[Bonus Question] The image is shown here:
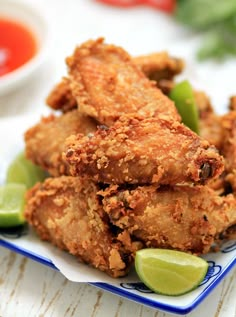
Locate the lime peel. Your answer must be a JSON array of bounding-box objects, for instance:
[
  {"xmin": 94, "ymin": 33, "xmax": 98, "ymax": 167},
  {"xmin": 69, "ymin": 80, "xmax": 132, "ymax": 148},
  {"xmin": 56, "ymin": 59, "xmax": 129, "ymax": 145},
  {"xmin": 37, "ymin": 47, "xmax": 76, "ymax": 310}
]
[
  {"xmin": 0, "ymin": 183, "xmax": 27, "ymax": 227},
  {"xmin": 169, "ymin": 80, "xmax": 199, "ymax": 134},
  {"xmin": 135, "ymin": 248, "xmax": 208, "ymax": 296},
  {"xmin": 6, "ymin": 151, "xmax": 47, "ymax": 189},
  {"xmin": 0, "ymin": 151, "xmax": 47, "ymax": 228}
]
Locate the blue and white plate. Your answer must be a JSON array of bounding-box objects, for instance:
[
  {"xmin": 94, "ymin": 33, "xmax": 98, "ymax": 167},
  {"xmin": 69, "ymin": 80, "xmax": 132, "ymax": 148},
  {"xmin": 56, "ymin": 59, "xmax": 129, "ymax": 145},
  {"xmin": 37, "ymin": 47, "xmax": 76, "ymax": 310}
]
[{"xmin": 0, "ymin": 115, "xmax": 235, "ymax": 315}]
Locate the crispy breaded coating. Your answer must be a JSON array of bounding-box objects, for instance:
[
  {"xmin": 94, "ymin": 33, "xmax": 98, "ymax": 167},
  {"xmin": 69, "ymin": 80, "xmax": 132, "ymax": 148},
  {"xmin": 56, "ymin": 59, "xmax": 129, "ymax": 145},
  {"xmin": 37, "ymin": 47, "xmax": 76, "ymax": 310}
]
[
  {"xmin": 229, "ymin": 95, "xmax": 236, "ymax": 111},
  {"xmin": 46, "ymin": 77, "xmax": 77, "ymax": 112},
  {"xmin": 64, "ymin": 115, "xmax": 224, "ymax": 185},
  {"xmin": 45, "ymin": 51, "xmax": 184, "ymax": 112},
  {"xmin": 101, "ymin": 184, "xmax": 236, "ymax": 254},
  {"xmin": 133, "ymin": 51, "xmax": 184, "ymax": 86},
  {"xmin": 66, "ymin": 38, "xmax": 180, "ymax": 126},
  {"xmin": 194, "ymin": 90, "xmax": 214, "ymax": 115},
  {"xmin": 220, "ymin": 111, "xmax": 236, "ymax": 173},
  {"xmin": 199, "ymin": 114, "xmax": 223, "ymax": 150},
  {"xmin": 217, "ymin": 105, "xmax": 236, "ymax": 193},
  {"xmin": 194, "ymin": 91, "xmax": 223, "ymax": 149},
  {"xmin": 24, "ymin": 176, "xmax": 142, "ymax": 277},
  {"xmin": 23, "ymin": 37, "xmax": 236, "ymax": 280},
  {"xmin": 24, "ymin": 110, "xmax": 97, "ymax": 176}
]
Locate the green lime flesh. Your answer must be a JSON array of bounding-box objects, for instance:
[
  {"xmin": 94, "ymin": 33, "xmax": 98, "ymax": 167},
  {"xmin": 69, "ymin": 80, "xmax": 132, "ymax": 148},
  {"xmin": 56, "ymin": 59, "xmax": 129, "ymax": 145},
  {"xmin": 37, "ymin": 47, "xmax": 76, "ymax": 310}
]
[
  {"xmin": 6, "ymin": 152, "xmax": 46, "ymax": 188},
  {"xmin": 0, "ymin": 183, "xmax": 27, "ymax": 227},
  {"xmin": 135, "ymin": 248, "xmax": 208, "ymax": 296},
  {"xmin": 169, "ymin": 80, "xmax": 199, "ymax": 134}
]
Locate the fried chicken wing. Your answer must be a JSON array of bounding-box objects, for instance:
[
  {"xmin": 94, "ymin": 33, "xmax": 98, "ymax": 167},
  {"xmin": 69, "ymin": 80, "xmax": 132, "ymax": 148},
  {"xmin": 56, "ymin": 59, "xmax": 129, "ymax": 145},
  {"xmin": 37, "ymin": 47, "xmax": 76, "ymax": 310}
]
[
  {"xmin": 221, "ymin": 111, "xmax": 236, "ymax": 173},
  {"xmin": 218, "ymin": 110, "xmax": 236, "ymax": 193},
  {"xmin": 24, "ymin": 110, "xmax": 97, "ymax": 176},
  {"xmin": 101, "ymin": 184, "xmax": 236, "ymax": 254},
  {"xmin": 194, "ymin": 91, "xmax": 223, "ymax": 149},
  {"xmin": 24, "ymin": 176, "xmax": 142, "ymax": 277},
  {"xmin": 46, "ymin": 51, "xmax": 184, "ymax": 113},
  {"xmin": 229, "ymin": 95, "xmax": 236, "ymax": 111},
  {"xmin": 66, "ymin": 38, "xmax": 180, "ymax": 126},
  {"xmin": 23, "ymin": 37, "xmax": 236, "ymax": 280},
  {"xmin": 64, "ymin": 115, "xmax": 224, "ymax": 185},
  {"xmin": 133, "ymin": 51, "xmax": 184, "ymax": 94},
  {"xmin": 134, "ymin": 51, "xmax": 184, "ymax": 81},
  {"xmin": 46, "ymin": 77, "xmax": 77, "ymax": 112}
]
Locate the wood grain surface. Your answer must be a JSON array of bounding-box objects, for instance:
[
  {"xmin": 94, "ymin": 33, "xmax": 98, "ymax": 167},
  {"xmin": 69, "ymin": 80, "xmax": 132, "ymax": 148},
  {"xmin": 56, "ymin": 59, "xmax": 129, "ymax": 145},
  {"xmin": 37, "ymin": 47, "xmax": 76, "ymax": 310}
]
[{"xmin": 0, "ymin": 248, "xmax": 235, "ymax": 317}]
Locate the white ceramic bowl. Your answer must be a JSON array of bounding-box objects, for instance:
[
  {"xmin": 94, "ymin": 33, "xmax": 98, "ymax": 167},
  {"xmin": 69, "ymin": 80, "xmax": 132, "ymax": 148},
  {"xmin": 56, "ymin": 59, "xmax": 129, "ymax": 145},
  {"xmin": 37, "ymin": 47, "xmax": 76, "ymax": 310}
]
[{"xmin": 0, "ymin": 0, "xmax": 50, "ymax": 95}]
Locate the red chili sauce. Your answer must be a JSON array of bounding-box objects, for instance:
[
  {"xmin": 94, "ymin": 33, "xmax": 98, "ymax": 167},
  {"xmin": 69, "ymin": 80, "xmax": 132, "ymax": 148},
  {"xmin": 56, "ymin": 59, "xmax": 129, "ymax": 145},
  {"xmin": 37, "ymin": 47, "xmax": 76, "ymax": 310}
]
[{"xmin": 0, "ymin": 18, "xmax": 37, "ymax": 77}]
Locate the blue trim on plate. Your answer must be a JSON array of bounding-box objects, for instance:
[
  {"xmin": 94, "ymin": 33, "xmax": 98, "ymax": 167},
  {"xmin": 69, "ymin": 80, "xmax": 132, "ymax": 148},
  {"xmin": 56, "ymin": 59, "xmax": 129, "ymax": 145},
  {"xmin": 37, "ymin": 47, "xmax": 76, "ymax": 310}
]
[
  {"xmin": 0, "ymin": 239, "xmax": 57, "ymax": 270},
  {"xmin": 0, "ymin": 238, "xmax": 235, "ymax": 315},
  {"xmin": 92, "ymin": 255, "xmax": 236, "ymax": 315}
]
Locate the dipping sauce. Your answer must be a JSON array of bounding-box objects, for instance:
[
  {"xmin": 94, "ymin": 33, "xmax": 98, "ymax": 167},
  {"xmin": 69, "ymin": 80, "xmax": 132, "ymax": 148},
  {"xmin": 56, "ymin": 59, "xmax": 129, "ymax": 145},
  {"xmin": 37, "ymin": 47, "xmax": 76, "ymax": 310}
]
[{"xmin": 0, "ymin": 18, "xmax": 37, "ymax": 77}]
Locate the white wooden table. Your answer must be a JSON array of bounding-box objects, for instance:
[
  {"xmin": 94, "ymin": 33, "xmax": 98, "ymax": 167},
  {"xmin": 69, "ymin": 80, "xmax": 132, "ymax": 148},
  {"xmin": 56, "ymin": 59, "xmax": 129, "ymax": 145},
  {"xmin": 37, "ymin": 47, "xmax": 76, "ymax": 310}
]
[
  {"xmin": 0, "ymin": 247, "xmax": 235, "ymax": 317},
  {"xmin": 0, "ymin": 1, "xmax": 236, "ymax": 316}
]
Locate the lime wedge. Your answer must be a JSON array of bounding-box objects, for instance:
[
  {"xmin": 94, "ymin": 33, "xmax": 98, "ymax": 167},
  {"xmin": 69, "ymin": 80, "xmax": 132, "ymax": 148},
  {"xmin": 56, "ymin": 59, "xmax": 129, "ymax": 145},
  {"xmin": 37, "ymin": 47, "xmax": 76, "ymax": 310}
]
[
  {"xmin": 6, "ymin": 152, "xmax": 46, "ymax": 188},
  {"xmin": 0, "ymin": 183, "xmax": 27, "ymax": 228},
  {"xmin": 135, "ymin": 248, "xmax": 208, "ymax": 296},
  {"xmin": 169, "ymin": 80, "xmax": 199, "ymax": 134}
]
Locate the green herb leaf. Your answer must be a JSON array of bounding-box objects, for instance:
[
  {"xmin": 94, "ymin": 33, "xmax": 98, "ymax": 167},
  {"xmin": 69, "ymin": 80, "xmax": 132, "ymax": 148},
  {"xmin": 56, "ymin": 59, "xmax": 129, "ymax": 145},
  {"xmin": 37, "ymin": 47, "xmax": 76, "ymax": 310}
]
[
  {"xmin": 197, "ymin": 17, "xmax": 236, "ymax": 61},
  {"xmin": 175, "ymin": 0, "xmax": 236, "ymax": 29},
  {"xmin": 175, "ymin": 0, "xmax": 236, "ymax": 61}
]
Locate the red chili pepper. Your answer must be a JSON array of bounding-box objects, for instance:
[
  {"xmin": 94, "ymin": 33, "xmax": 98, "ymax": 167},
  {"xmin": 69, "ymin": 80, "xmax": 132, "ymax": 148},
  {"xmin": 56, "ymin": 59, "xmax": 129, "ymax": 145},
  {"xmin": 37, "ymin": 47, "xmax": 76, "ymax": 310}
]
[
  {"xmin": 96, "ymin": 0, "xmax": 176, "ymax": 12},
  {"xmin": 146, "ymin": 0, "xmax": 176, "ymax": 12},
  {"xmin": 96, "ymin": 0, "xmax": 143, "ymax": 8}
]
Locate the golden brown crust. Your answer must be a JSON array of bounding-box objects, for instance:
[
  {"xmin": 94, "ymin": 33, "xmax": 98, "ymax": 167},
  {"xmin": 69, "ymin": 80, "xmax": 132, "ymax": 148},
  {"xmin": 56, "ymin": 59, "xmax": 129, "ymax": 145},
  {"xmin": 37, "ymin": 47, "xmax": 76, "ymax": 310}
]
[
  {"xmin": 194, "ymin": 90, "xmax": 214, "ymax": 115},
  {"xmin": 46, "ymin": 77, "xmax": 77, "ymax": 112},
  {"xmin": 101, "ymin": 184, "xmax": 236, "ymax": 254},
  {"xmin": 194, "ymin": 91, "xmax": 223, "ymax": 149},
  {"xmin": 133, "ymin": 51, "xmax": 184, "ymax": 83},
  {"xmin": 66, "ymin": 38, "xmax": 180, "ymax": 126},
  {"xmin": 24, "ymin": 110, "xmax": 97, "ymax": 176},
  {"xmin": 64, "ymin": 115, "xmax": 224, "ymax": 185},
  {"xmin": 24, "ymin": 176, "xmax": 142, "ymax": 277},
  {"xmin": 23, "ymin": 38, "xmax": 236, "ymax": 279},
  {"xmin": 45, "ymin": 51, "xmax": 184, "ymax": 112},
  {"xmin": 220, "ymin": 111, "xmax": 236, "ymax": 173},
  {"xmin": 229, "ymin": 95, "xmax": 236, "ymax": 111}
]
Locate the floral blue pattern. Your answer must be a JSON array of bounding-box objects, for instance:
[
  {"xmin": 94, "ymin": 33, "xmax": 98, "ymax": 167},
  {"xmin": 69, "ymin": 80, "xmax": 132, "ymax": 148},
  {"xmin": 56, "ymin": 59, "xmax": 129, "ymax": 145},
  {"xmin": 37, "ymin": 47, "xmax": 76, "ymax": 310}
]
[
  {"xmin": 0, "ymin": 224, "xmax": 28, "ymax": 239},
  {"xmin": 200, "ymin": 261, "xmax": 221, "ymax": 286},
  {"xmin": 120, "ymin": 259, "xmax": 223, "ymax": 293},
  {"xmin": 120, "ymin": 282, "xmax": 153, "ymax": 293},
  {"xmin": 221, "ymin": 241, "xmax": 236, "ymax": 253}
]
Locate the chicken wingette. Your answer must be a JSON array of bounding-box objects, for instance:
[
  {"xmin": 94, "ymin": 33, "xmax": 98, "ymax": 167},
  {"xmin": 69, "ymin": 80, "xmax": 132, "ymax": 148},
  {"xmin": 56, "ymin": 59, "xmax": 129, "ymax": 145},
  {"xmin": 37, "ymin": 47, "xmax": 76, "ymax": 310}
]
[
  {"xmin": 66, "ymin": 38, "xmax": 180, "ymax": 126},
  {"xmin": 24, "ymin": 110, "xmax": 97, "ymax": 176},
  {"xmin": 64, "ymin": 115, "xmax": 224, "ymax": 185},
  {"xmin": 101, "ymin": 184, "xmax": 236, "ymax": 254},
  {"xmin": 46, "ymin": 50, "xmax": 184, "ymax": 112},
  {"xmin": 24, "ymin": 176, "xmax": 142, "ymax": 277}
]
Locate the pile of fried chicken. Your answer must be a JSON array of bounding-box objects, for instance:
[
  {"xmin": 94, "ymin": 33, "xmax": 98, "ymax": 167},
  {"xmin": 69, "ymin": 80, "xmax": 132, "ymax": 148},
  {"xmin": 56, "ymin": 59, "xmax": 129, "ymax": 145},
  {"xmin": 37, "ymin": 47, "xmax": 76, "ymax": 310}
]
[{"xmin": 23, "ymin": 38, "xmax": 236, "ymax": 278}]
